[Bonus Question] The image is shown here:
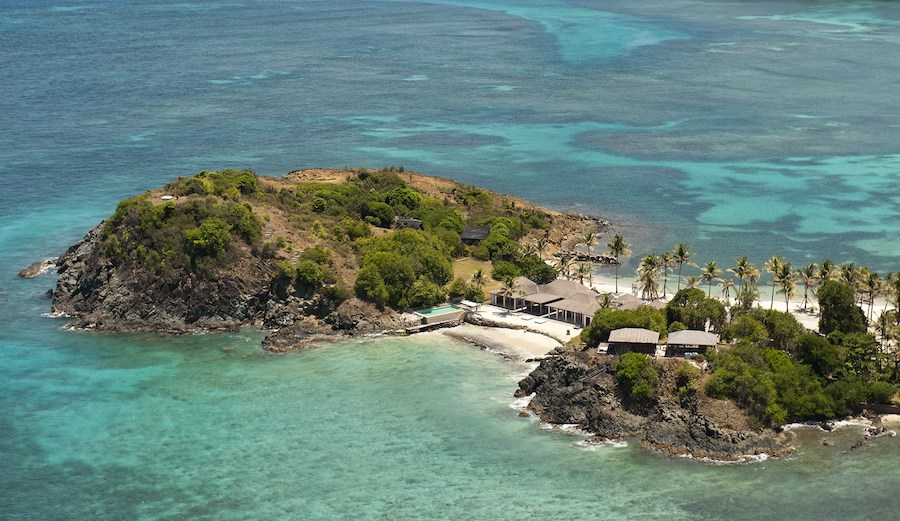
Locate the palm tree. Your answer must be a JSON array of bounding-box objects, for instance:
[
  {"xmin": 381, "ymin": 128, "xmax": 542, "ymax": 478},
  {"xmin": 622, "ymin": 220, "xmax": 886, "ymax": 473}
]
[
  {"xmin": 673, "ymin": 243, "xmax": 696, "ymax": 292},
  {"xmin": 685, "ymin": 275, "xmax": 701, "ymax": 289},
  {"xmin": 575, "ymin": 263, "xmax": 591, "ymax": 285},
  {"xmin": 875, "ymin": 310, "xmax": 896, "ymax": 349},
  {"xmin": 818, "ymin": 259, "xmax": 838, "ymax": 283},
  {"xmin": 660, "ymin": 251, "xmax": 676, "ymax": 299},
  {"xmin": 890, "ymin": 272, "xmax": 900, "ymax": 322},
  {"xmin": 764, "ymin": 256, "xmax": 784, "ymax": 309},
  {"xmin": 775, "ymin": 261, "xmax": 795, "ymax": 312},
  {"xmin": 718, "ymin": 277, "xmax": 736, "ymax": 306},
  {"xmin": 729, "ymin": 255, "xmax": 761, "ymax": 308},
  {"xmin": 638, "ymin": 269, "xmax": 660, "ymax": 302},
  {"xmin": 607, "ymin": 234, "xmax": 631, "ymax": 294},
  {"xmin": 797, "ymin": 262, "xmax": 818, "ymax": 311},
  {"xmin": 729, "ymin": 256, "xmax": 751, "ymax": 287},
  {"xmin": 883, "ymin": 272, "xmax": 899, "ymax": 320},
  {"xmin": 472, "ymin": 269, "xmax": 485, "ymax": 291},
  {"xmin": 839, "ymin": 262, "xmax": 863, "ymax": 304},
  {"xmin": 637, "ymin": 253, "xmax": 662, "ymax": 301},
  {"xmin": 861, "ymin": 269, "xmax": 882, "ymax": 322},
  {"xmin": 535, "ymin": 234, "xmax": 549, "ymax": 261},
  {"xmin": 555, "ymin": 253, "xmax": 574, "ymax": 281},
  {"xmin": 498, "ymin": 276, "xmax": 519, "ymax": 310},
  {"xmin": 521, "ymin": 243, "xmax": 536, "ymax": 259},
  {"xmin": 581, "ymin": 231, "xmax": 599, "ymax": 259},
  {"xmin": 839, "ymin": 262, "xmax": 858, "ymax": 287},
  {"xmin": 700, "ymin": 261, "xmax": 722, "ymax": 297}
]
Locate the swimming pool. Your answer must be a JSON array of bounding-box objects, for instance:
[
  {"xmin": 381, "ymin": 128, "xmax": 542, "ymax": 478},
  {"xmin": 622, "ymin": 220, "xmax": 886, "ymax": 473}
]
[{"xmin": 414, "ymin": 304, "xmax": 461, "ymax": 317}]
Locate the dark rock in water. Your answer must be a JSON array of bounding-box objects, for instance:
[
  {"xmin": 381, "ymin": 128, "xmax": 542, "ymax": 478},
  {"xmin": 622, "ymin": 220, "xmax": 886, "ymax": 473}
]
[
  {"xmin": 18, "ymin": 259, "xmax": 57, "ymax": 278},
  {"xmin": 51, "ymin": 224, "xmax": 274, "ymax": 334},
  {"xmin": 517, "ymin": 351, "xmax": 792, "ymax": 461},
  {"xmin": 43, "ymin": 289, "xmax": 54, "ymax": 298},
  {"xmin": 261, "ymin": 298, "xmax": 413, "ymax": 352}
]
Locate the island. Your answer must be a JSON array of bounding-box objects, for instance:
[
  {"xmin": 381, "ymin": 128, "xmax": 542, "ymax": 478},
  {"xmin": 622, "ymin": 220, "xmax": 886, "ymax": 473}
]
[
  {"xmin": 49, "ymin": 167, "xmax": 602, "ymax": 348},
  {"xmin": 42, "ymin": 168, "xmax": 899, "ymax": 461}
]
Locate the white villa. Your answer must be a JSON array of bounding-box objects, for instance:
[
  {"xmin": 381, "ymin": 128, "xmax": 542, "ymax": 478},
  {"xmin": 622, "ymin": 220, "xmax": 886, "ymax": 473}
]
[{"xmin": 489, "ymin": 276, "xmax": 602, "ymax": 328}]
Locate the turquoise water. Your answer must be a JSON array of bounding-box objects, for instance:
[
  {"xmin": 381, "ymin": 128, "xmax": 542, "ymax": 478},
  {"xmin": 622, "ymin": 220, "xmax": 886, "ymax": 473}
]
[
  {"xmin": 3, "ymin": 0, "xmax": 900, "ymax": 518},
  {"xmin": 415, "ymin": 304, "xmax": 462, "ymax": 317}
]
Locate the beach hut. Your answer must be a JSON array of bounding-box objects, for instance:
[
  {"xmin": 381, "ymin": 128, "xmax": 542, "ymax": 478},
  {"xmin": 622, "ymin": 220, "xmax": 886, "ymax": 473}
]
[
  {"xmin": 461, "ymin": 225, "xmax": 490, "ymax": 245},
  {"xmin": 666, "ymin": 330, "xmax": 718, "ymax": 357},
  {"xmin": 607, "ymin": 328, "xmax": 660, "ymax": 356}
]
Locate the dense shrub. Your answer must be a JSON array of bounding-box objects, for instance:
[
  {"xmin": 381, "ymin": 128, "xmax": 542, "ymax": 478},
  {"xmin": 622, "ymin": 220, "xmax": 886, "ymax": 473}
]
[
  {"xmin": 354, "ymin": 266, "xmax": 389, "ymax": 308},
  {"xmin": 796, "ymin": 334, "xmax": 842, "ymax": 378},
  {"xmin": 490, "ymin": 260, "xmax": 522, "ymax": 282},
  {"xmin": 706, "ymin": 343, "xmax": 834, "ymax": 426},
  {"xmin": 517, "ymin": 254, "xmax": 558, "ymax": 284},
  {"xmin": 101, "ymin": 192, "xmax": 262, "ymax": 278},
  {"xmin": 407, "ymin": 277, "xmax": 447, "ymax": 309},
  {"xmin": 615, "ymin": 353, "xmax": 660, "ymax": 402},
  {"xmin": 364, "ymin": 201, "xmax": 395, "ymax": 227},
  {"xmin": 164, "ymin": 169, "xmax": 259, "ymax": 198},
  {"xmin": 447, "ymin": 278, "xmax": 468, "ymax": 300},
  {"xmin": 665, "ymin": 287, "xmax": 726, "ymax": 332},
  {"xmin": 675, "ymin": 362, "xmax": 702, "ymax": 398},
  {"xmin": 818, "ymin": 280, "xmax": 867, "ymax": 335}
]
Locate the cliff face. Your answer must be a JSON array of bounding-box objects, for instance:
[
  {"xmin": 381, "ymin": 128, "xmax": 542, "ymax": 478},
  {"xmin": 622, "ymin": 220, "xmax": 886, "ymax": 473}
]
[
  {"xmin": 52, "ymin": 225, "xmax": 275, "ymax": 333},
  {"xmin": 516, "ymin": 351, "xmax": 794, "ymax": 461}
]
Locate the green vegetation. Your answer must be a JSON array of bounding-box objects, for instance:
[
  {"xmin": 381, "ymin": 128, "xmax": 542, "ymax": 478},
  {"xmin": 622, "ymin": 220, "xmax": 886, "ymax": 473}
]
[
  {"xmin": 675, "ymin": 362, "xmax": 702, "ymax": 398},
  {"xmin": 101, "ymin": 178, "xmax": 263, "ymax": 278},
  {"xmin": 103, "ymin": 168, "xmax": 559, "ymax": 312},
  {"xmin": 587, "ymin": 240, "xmax": 900, "ymax": 427},
  {"xmin": 665, "ymin": 288, "xmax": 726, "ymax": 332},
  {"xmin": 615, "ymin": 352, "xmax": 661, "ymax": 402},
  {"xmin": 818, "ymin": 280, "xmax": 867, "ymax": 335},
  {"xmin": 581, "ymin": 306, "xmax": 667, "ymax": 346}
]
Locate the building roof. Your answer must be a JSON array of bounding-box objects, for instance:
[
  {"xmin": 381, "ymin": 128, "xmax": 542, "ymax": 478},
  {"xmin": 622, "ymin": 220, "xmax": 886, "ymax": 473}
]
[
  {"xmin": 522, "ymin": 292, "xmax": 565, "ymax": 305},
  {"xmin": 395, "ymin": 217, "xmax": 423, "ymax": 229},
  {"xmin": 547, "ymin": 292, "xmax": 601, "ymax": 317},
  {"xmin": 667, "ymin": 330, "xmax": 718, "ymax": 346},
  {"xmin": 608, "ymin": 328, "xmax": 660, "ymax": 345},
  {"xmin": 490, "ymin": 276, "xmax": 538, "ymax": 297},
  {"xmin": 461, "ymin": 225, "xmax": 490, "ymax": 241},
  {"xmin": 612, "ymin": 293, "xmax": 644, "ymax": 310},
  {"xmin": 542, "ymin": 278, "xmax": 597, "ymax": 298},
  {"xmin": 612, "ymin": 293, "xmax": 666, "ymax": 310}
]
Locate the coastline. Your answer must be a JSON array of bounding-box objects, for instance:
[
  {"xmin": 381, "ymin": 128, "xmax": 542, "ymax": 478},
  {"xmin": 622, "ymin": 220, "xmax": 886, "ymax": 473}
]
[{"xmin": 439, "ymin": 323, "xmax": 561, "ymax": 362}]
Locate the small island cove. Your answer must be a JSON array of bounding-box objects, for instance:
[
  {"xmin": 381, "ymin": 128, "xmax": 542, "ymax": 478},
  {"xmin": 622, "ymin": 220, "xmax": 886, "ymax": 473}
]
[{"xmin": 39, "ymin": 168, "xmax": 900, "ymax": 462}]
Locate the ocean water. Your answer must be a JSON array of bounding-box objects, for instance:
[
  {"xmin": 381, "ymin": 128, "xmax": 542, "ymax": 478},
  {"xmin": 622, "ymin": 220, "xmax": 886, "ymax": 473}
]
[{"xmin": 2, "ymin": 0, "xmax": 900, "ymax": 519}]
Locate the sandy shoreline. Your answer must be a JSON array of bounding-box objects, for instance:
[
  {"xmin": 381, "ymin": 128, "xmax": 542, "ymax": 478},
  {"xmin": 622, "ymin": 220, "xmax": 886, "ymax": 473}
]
[{"xmin": 439, "ymin": 323, "xmax": 561, "ymax": 361}]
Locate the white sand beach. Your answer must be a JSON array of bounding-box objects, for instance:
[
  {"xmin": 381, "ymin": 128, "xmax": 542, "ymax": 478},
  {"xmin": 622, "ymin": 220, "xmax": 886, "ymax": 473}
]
[{"xmin": 440, "ymin": 323, "xmax": 561, "ymax": 362}]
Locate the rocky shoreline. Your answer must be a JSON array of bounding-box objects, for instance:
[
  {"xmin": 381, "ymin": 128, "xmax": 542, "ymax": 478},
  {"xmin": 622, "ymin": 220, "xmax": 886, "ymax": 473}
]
[{"xmin": 516, "ymin": 350, "xmax": 795, "ymax": 461}]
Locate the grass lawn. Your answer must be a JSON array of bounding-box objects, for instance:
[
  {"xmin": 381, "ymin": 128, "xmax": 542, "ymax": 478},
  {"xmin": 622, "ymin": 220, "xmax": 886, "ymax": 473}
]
[{"xmin": 452, "ymin": 257, "xmax": 501, "ymax": 297}]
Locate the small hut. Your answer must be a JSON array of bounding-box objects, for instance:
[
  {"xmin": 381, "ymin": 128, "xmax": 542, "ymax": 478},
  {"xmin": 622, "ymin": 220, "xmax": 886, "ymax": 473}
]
[
  {"xmin": 607, "ymin": 328, "xmax": 660, "ymax": 356},
  {"xmin": 461, "ymin": 225, "xmax": 490, "ymax": 245},
  {"xmin": 666, "ymin": 330, "xmax": 718, "ymax": 357},
  {"xmin": 395, "ymin": 217, "xmax": 423, "ymax": 230}
]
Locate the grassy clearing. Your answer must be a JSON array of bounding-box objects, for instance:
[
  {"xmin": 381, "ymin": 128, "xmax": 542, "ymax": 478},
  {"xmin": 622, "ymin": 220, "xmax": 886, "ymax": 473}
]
[{"xmin": 452, "ymin": 257, "xmax": 502, "ymax": 296}]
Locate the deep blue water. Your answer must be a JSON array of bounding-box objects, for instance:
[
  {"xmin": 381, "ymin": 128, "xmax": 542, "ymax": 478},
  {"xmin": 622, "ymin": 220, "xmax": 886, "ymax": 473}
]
[{"xmin": 2, "ymin": 1, "xmax": 900, "ymax": 519}]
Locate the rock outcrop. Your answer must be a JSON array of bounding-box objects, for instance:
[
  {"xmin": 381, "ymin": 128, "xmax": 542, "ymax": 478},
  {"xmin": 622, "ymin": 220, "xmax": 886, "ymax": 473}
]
[
  {"xmin": 52, "ymin": 225, "xmax": 275, "ymax": 333},
  {"xmin": 516, "ymin": 351, "xmax": 793, "ymax": 461}
]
